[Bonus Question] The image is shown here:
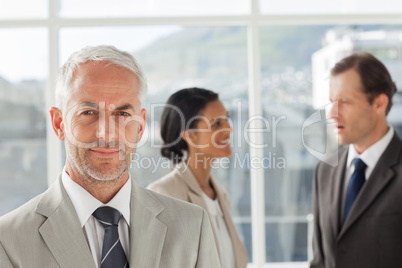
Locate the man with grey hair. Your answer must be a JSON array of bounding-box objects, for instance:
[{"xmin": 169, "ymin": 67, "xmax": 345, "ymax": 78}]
[{"xmin": 0, "ymin": 45, "xmax": 220, "ymax": 268}]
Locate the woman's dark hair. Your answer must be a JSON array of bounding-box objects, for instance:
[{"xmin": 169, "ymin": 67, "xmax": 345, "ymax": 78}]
[{"xmin": 160, "ymin": 87, "xmax": 219, "ymax": 163}]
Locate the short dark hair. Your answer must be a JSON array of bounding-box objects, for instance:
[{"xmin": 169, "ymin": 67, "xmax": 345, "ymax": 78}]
[
  {"xmin": 331, "ymin": 52, "xmax": 397, "ymax": 114},
  {"xmin": 160, "ymin": 87, "xmax": 219, "ymax": 163}
]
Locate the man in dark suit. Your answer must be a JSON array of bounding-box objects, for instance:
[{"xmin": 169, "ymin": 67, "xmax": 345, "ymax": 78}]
[{"xmin": 310, "ymin": 52, "xmax": 402, "ymax": 268}]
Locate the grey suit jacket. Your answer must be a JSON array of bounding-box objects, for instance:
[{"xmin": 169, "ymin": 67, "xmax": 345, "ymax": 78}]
[
  {"xmin": 310, "ymin": 132, "xmax": 402, "ymax": 268},
  {"xmin": 0, "ymin": 175, "xmax": 221, "ymax": 268},
  {"xmin": 147, "ymin": 163, "xmax": 248, "ymax": 268}
]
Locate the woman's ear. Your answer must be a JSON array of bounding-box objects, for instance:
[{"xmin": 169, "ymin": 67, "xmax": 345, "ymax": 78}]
[
  {"xmin": 50, "ymin": 107, "xmax": 65, "ymax": 141},
  {"xmin": 181, "ymin": 130, "xmax": 190, "ymax": 143},
  {"xmin": 181, "ymin": 130, "xmax": 198, "ymax": 146}
]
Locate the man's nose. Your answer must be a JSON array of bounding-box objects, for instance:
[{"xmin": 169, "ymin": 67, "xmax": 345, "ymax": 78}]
[
  {"xmin": 96, "ymin": 114, "xmax": 117, "ymax": 146},
  {"xmin": 327, "ymin": 101, "xmax": 338, "ymax": 120}
]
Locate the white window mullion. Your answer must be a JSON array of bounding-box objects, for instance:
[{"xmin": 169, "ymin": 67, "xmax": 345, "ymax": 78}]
[
  {"xmin": 248, "ymin": 0, "xmax": 266, "ymax": 266},
  {"xmin": 46, "ymin": 0, "xmax": 62, "ymax": 185}
]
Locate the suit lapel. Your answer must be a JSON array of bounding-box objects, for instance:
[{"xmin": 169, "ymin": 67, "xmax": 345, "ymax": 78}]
[
  {"xmin": 129, "ymin": 181, "xmax": 167, "ymax": 268},
  {"xmin": 211, "ymin": 179, "xmax": 247, "ymax": 268},
  {"xmin": 175, "ymin": 163, "xmax": 221, "ymax": 257},
  {"xmin": 329, "ymin": 149, "xmax": 348, "ymax": 238},
  {"xmin": 188, "ymin": 191, "xmax": 207, "ymax": 210},
  {"xmin": 37, "ymin": 176, "xmax": 95, "ymax": 268},
  {"xmin": 176, "ymin": 163, "xmax": 208, "ymax": 211},
  {"xmin": 339, "ymin": 134, "xmax": 401, "ymax": 239}
]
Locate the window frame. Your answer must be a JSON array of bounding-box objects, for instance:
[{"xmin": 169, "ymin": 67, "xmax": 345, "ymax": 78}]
[{"xmin": 1, "ymin": 0, "xmax": 402, "ymax": 266}]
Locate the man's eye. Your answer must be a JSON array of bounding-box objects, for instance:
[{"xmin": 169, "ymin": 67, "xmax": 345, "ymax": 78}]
[
  {"xmin": 82, "ymin": 110, "xmax": 96, "ymax": 115},
  {"xmin": 116, "ymin": 111, "xmax": 130, "ymax": 116}
]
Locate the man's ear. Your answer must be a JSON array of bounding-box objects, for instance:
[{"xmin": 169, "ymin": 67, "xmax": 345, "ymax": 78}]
[
  {"xmin": 136, "ymin": 108, "xmax": 147, "ymax": 141},
  {"xmin": 373, "ymin": 93, "xmax": 389, "ymax": 115},
  {"xmin": 50, "ymin": 107, "xmax": 65, "ymax": 141}
]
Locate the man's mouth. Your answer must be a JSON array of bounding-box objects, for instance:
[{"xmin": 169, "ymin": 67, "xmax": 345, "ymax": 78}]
[
  {"xmin": 89, "ymin": 148, "xmax": 120, "ymax": 157},
  {"xmin": 334, "ymin": 124, "xmax": 345, "ymax": 133}
]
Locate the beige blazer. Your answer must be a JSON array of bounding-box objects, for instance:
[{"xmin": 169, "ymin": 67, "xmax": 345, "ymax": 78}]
[
  {"xmin": 147, "ymin": 163, "xmax": 248, "ymax": 268},
  {"xmin": 0, "ymin": 175, "xmax": 220, "ymax": 268},
  {"xmin": 310, "ymin": 132, "xmax": 402, "ymax": 268}
]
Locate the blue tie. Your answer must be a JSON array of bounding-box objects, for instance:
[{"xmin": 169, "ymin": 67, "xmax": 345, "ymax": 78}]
[
  {"xmin": 93, "ymin": 206, "xmax": 129, "ymax": 268},
  {"xmin": 343, "ymin": 158, "xmax": 367, "ymax": 224}
]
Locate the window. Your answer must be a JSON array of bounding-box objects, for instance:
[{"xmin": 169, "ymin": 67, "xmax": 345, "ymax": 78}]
[
  {"xmin": 59, "ymin": 25, "xmax": 252, "ymax": 258},
  {"xmin": 260, "ymin": 0, "xmax": 402, "ymax": 14},
  {"xmin": 0, "ymin": 0, "xmax": 48, "ymax": 19},
  {"xmin": 0, "ymin": 28, "xmax": 48, "ymax": 215},
  {"xmin": 59, "ymin": 0, "xmax": 250, "ymax": 17},
  {"xmin": 1, "ymin": 1, "xmax": 402, "ymax": 267}
]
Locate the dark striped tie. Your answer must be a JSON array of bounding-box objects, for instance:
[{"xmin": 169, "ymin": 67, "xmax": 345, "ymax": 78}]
[{"xmin": 93, "ymin": 206, "xmax": 129, "ymax": 268}]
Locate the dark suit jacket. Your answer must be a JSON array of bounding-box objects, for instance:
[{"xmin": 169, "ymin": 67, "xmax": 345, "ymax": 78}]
[{"xmin": 310, "ymin": 132, "xmax": 402, "ymax": 268}]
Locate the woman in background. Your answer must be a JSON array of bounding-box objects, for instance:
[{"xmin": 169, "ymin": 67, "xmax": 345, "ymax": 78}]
[{"xmin": 147, "ymin": 87, "xmax": 247, "ymax": 268}]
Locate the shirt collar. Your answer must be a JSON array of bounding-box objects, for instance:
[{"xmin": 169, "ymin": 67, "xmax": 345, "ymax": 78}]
[
  {"xmin": 61, "ymin": 167, "xmax": 131, "ymax": 227},
  {"xmin": 347, "ymin": 126, "xmax": 394, "ymax": 172}
]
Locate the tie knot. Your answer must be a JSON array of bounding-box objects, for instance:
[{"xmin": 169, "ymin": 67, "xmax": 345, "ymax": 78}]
[
  {"xmin": 93, "ymin": 206, "xmax": 122, "ymax": 227},
  {"xmin": 352, "ymin": 158, "xmax": 367, "ymax": 172}
]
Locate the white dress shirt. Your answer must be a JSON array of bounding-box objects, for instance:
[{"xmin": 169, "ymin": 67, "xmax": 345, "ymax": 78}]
[
  {"xmin": 202, "ymin": 192, "xmax": 235, "ymax": 268},
  {"xmin": 61, "ymin": 168, "xmax": 131, "ymax": 268},
  {"xmin": 341, "ymin": 127, "xmax": 394, "ymax": 219}
]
